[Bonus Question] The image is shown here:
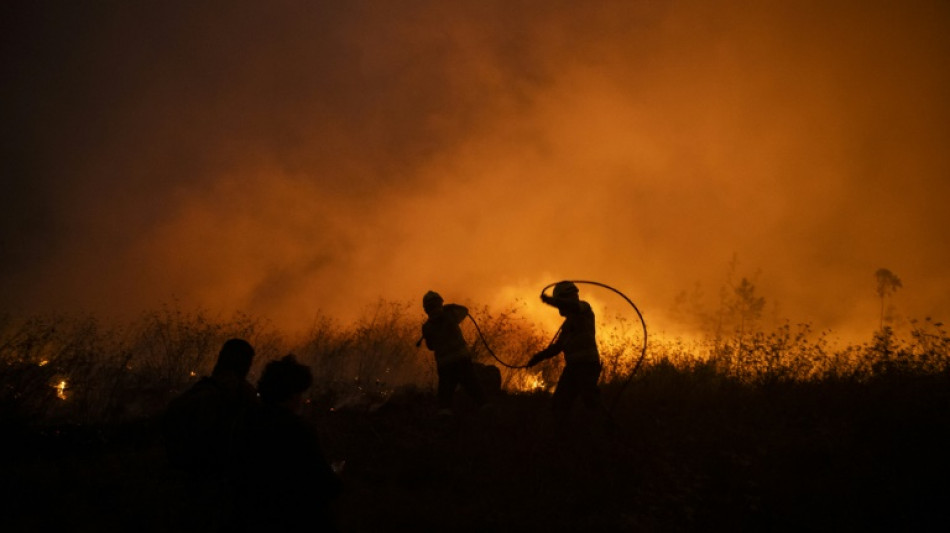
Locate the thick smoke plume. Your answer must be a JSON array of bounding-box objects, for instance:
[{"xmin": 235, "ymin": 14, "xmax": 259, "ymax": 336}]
[{"xmin": 3, "ymin": 1, "xmax": 949, "ymax": 340}]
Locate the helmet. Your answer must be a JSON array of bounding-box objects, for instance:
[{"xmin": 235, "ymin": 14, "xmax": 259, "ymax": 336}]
[
  {"xmin": 422, "ymin": 291, "xmax": 443, "ymax": 307},
  {"xmin": 552, "ymin": 281, "xmax": 579, "ymax": 299}
]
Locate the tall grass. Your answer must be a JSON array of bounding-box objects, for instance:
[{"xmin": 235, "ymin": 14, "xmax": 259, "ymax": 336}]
[{"xmin": 1, "ymin": 301, "xmax": 948, "ymax": 425}]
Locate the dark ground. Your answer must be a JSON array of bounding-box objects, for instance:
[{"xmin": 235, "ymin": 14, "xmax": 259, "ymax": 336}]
[{"xmin": 4, "ymin": 372, "xmax": 950, "ymax": 532}]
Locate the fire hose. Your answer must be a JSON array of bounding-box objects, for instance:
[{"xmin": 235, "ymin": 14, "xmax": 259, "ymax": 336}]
[
  {"xmin": 537, "ymin": 280, "xmax": 649, "ymax": 419},
  {"xmin": 461, "ymin": 280, "xmax": 649, "ymax": 419}
]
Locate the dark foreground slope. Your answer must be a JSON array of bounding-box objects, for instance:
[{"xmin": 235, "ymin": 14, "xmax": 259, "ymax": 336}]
[{"xmin": 4, "ymin": 372, "xmax": 950, "ymax": 532}]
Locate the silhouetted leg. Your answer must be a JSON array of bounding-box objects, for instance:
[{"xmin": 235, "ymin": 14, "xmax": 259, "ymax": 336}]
[
  {"xmin": 552, "ymin": 365, "xmax": 581, "ymax": 423},
  {"xmin": 579, "ymin": 362, "xmax": 603, "ymax": 411},
  {"xmin": 437, "ymin": 363, "xmax": 460, "ymax": 411}
]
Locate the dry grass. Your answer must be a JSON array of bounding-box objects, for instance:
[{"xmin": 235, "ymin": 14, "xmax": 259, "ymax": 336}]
[{"xmin": 2, "ymin": 302, "xmax": 950, "ymax": 530}]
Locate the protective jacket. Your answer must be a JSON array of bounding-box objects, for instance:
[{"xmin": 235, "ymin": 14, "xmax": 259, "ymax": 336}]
[
  {"xmin": 422, "ymin": 304, "xmax": 472, "ymax": 368},
  {"xmin": 534, "ymin": 299, "xmax": 600, "ymax": 365}
]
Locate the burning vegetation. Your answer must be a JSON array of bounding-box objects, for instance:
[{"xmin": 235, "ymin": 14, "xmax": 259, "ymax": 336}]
[
  {"xmin": 1, "ymin": 294, "xmax": 949, "ymax": 530},
  {"xmin": 0, "ymin": 273, "xmax": 946, "ymax": 424}
]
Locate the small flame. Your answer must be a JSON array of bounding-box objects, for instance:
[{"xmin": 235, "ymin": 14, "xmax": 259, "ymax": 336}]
[
  {"xmin": 189, "ymin": 371, "xmax": 197, "ymax": 377},
  {"xmin": 55, "ymin": 380, "xmax": 67, "ymax": 400},
  {"xmin": 512, "ymin": 371, "xmax": 546, "ymax": 393},
  {"xmin": 38, "ymin": 360, "xmax": 49, "ymax": 367},
  {"xmin": 527, "ymin": 373, "xmax": 546, "ymax": 391}
]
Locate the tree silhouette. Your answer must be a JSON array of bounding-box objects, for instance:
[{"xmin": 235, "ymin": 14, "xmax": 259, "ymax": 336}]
[{"xmin": 874, "ymin": 268, "xmax": 902, "ymax": 331}]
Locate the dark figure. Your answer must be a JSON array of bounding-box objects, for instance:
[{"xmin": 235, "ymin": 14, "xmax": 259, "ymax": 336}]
[
  {"xmin": 473, "ymin": 361, "xmax": 503, "ymax": 397},
  {"xmin": 163, "ymin": 338, "xmax": 259, "ymax": 477},
  {"xmin": 527, "ymin": 282, "xmax": 603, "ymax": 420},
  {"xmin": 233, "ymin": 355, "xmax": 343, "ymax": 532},
  {"xmin": 421, "ymin": 291, "xmax": 487, "ymax": 414}
]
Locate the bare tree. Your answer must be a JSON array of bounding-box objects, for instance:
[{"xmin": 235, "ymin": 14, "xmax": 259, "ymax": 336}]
[
  {"xmin": 730, "ymin": 277, "xmax": 766, "ymax": 376},
  {"xmin": 874, "ymin": 268, "xmax": 902, "ymax": 331}
]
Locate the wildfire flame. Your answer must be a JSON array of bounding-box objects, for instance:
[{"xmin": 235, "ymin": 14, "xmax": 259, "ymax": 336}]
[
  {"xmin": 55, "ymin": 380, "xmax": 67, "ymax": 400},
  {"xmin": 511, "ymin": 371, "xmax": 546, "ymax": 393},
  {"xmin": 527, "ymin": 373, "xmax": 545, "ymax": 391}
]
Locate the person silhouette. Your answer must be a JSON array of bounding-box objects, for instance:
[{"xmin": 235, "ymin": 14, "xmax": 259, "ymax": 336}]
[
  {"xmin": 420, "ymin": 291, "xmax": 487, "ymax": 415},
  {"xmin": 232, "ymin": 355, "xmax": 343, "ymax": 532},
  {"xmin": 163, "ymin": 338, "xmax": 259, "ymax": 477},
  {"xmin": 527, "ymin": 281, "xmax": 603, "ymax": 422},
  {"xmin": 162, "ymin": 338, "xmax": 260, "ymax": 528}
]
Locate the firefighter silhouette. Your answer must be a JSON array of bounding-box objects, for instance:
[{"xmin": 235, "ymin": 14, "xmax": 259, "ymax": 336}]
[
  {"xmin": 527, "ymin": 281, "xmax": 603, "ymax": 420},
  {"xmin": 421, "ymin": 291, "xmax": 488, "ymax": 414}
]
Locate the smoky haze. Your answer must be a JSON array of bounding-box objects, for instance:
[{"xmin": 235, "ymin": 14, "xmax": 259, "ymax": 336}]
[{"xmin": 2, "ymin": 1, "xmax": 949, "ymax": 341}]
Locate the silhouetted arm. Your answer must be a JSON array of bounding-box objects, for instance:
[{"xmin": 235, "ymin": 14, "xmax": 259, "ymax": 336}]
[
  {"xmin": 444, "ymin": 303, "xmax": 469, "ymax": 324},
  {"xmin": 422, "ymin": 324, "xmax": 432, "ymax": 350},
  {"xmin": 541, "ymin": 295, "xmax": 582, "ymax": 314},
  {"xmin": 527, "ymin": 335, "xmax": 563, "ymax": 367}
]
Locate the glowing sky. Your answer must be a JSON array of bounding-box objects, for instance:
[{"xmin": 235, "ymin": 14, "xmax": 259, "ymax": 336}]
[{"xmin": 2, "ymin": 1, "xmax": 949, "ymax": 340}]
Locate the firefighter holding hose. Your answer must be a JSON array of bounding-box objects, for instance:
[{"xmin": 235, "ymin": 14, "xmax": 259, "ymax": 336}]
[
  {"xmin": 420, "ymin": 290, "xmax": 488, "ymax": 415},
  {"xmin": 527, "ymin": 281, "xmax": 603, "ymax": 421}
]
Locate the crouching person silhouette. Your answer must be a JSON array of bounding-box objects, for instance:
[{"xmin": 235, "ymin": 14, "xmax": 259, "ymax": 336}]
[
  {"xmin": 421, "ymin": 291, "xmax": 487, "ymax": 415},
  {"xmin": 527, "ymin": 281, "xmax": 603, "ymax": 424},
  {"xmin": 232, "ymin": 355, "xmax": 343, "ymax": 532}
]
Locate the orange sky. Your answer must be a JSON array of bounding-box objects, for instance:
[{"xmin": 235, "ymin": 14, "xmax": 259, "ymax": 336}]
[{"xmin": 2, "ymin": 1, "xmax": 949, "ymax": 342}]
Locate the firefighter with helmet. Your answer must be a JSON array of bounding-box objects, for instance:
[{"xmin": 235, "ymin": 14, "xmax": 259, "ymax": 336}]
[
  {"xmin": 421, "ymin": 291, "xmax": 487, "ymax": 414},
  {"xmin": 527, "ymin": 281, "xmax": 603, "ymax": 420}
]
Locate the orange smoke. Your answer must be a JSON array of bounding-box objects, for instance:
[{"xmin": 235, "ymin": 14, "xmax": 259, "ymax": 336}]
[{"xmin": 2, "ymin": 1, "xmax": 949, "ymax": 344}]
